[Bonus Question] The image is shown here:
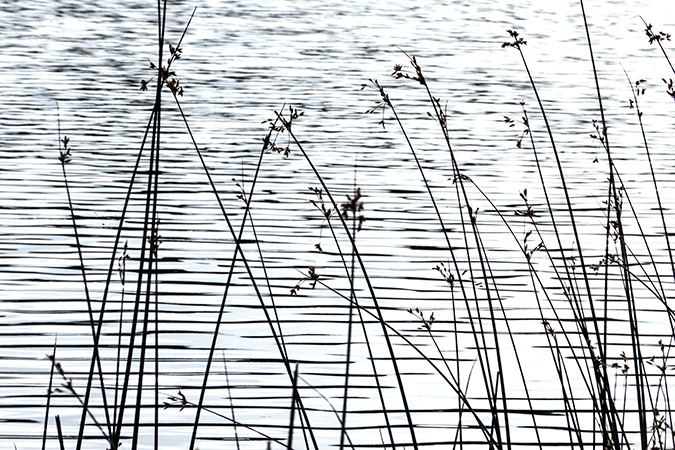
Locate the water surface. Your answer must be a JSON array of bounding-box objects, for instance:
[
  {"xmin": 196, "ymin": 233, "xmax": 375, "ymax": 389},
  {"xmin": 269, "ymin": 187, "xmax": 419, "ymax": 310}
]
[{"xmin": 2, "ymin": 0, "xmax": 675, "ymax": 449}]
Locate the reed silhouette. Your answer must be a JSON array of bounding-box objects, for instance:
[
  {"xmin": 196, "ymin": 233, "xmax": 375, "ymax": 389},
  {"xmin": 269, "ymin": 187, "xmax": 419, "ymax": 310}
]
[{"xmin": 42, "ymin": 2, "xmax": 675, "ymax": 450}]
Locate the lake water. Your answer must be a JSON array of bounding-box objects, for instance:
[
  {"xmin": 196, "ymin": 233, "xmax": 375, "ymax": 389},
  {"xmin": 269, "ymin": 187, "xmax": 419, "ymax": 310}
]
[{"xmin": 3, "ymin": 0, "xmax": 675, "ymax": 449}]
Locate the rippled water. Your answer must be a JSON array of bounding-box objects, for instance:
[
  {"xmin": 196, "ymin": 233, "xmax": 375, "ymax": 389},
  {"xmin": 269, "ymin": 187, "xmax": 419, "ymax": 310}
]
[{"xmin": 3, "ymin": 0, "xmax": 675, "ymax": 449}]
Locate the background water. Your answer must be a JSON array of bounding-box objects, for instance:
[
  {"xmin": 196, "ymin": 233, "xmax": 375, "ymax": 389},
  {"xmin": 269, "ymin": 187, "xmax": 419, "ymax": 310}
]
[{"xmin": 3, "ymin": 0, "xmax": 675, "ymax": 449}]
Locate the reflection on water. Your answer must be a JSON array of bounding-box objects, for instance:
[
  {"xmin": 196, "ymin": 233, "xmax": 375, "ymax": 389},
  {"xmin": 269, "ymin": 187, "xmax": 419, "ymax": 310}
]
[{"xmin": 2, "ymin": 0, "xmax": 675, "ymax": 448}]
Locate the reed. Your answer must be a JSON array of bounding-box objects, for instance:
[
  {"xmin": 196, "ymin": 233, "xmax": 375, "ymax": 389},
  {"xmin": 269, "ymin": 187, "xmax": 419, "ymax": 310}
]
[{"xmin": 42, "ymin": 2, "xmax": 675, "ymax": 450}]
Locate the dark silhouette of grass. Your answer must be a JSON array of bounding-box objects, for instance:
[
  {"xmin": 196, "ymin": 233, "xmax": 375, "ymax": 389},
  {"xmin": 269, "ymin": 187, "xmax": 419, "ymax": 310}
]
[
  {"xmin": 41, "ymin": 338, "xmax": 58, "ymax": 450},
  {"xmin": 46, "ymin": 2, "xmax": 675, "ymax": 450}
]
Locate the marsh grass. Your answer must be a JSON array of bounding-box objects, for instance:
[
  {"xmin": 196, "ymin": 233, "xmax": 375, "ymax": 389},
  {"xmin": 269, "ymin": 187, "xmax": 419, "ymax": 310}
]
[{"xmin": 42, "ymin": 1, "xmax": 675, "ymax": 450}]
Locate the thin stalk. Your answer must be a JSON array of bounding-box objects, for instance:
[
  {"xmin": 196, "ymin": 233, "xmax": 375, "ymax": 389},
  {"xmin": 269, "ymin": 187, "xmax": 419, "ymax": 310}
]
[
  {"xmin": 580, "ymin": 2, "xmax": 650, "ymax": 445},
  {"xmin": 374, "ymin": 73, "xmax": 505, "ymax": 447},
  {"xmin": 296, "ymin": 374, "xmax": 358, "ymax": 450},
  {"xmin": 505, "ymin": 30, "xmax": 622, "ymax": 447},
  {"xmin": 277, "ymin": 109, "xmax": 420, "ymax": 450},
  {"xmin": 123, "ymin": 87, "xmax": 160, "ymax": 450},
  {"xmin": 287, "ymin": 364, "xmax": 299, "ymax": 450},
  {"xmin": 310, "ymin": 272, "xmax": 496, "ymax": 445},
  {"xmin": 57, "ymin": 100, "xmax": 114, "ymax": 447},
  {"xmin": 56, "ymin": 416, "xmax": 66, "ymax": 450},
  {"xmin": 451, "ymin": 360, "xmax": 477, "ymax": 450},
  {"xmin": 166, "ymin": 393, "xmax": 295, "ymax": 449},
  {"xmin": 622, "ymin": 66, "xmax": 675, "ymax": 309},
  {"xmin": 468, "ymin": 175, "xmax": 631, "ymax": 447},
  {"xmin": 153, "ymin": 242, "xmax": 160, "ymax": 449},
  {"xmin": 311, "ymin": 195, "xmax": 396, "ymax": 448},
  {"xmin": 53, "ymin": 358, "xmax": 110, "ymax": 442},
  {"xmin": 130, "ymin": 80, "xmax": 162, "ymax": 449},
  {"xmin": 472, "ymin": 218, "xmax": 543, "ymax": 450},
  {"xmin": 89, "ymin": 105, "xmax": 156, "ymax": 450},
  {"xmin": 76, "ymin": 3, "xmax": 196, "ymax": 447},
  {"xmin": 578, "ymin": 8, "xmax": 623, "ymax": 446},
  {"xmin": 640, "ymin": 16, "xmax": 675, "ymax": 77},
  {"xmin": 83, "ymin": 10, "xmax": 196, "ymax": 446},
  {"xmin": 221, "ymin": 352, "xmax": 241, "ymax": 450},
  {"xmin": 114, "ymin": 242, "xmax": 128, "ymax": 433},
  {"xmin": 240, "ymin": 178, "xmax": 316, "ymax": 448},
  {"xmin": 518, "ymin": 106, "xmax": 600, "ymax": 400},
  {"xmin": 339, "ymin": 167, "xmax": 360, "ymax": 450},
  {"xmin": 237, "ymin": 177, "xmax": 291, "ymax": 362},
  {"xmin": 73, "ymin": 3, "xmax": 195, "ymax": 441},
  {"xmin": 410, "ymin": 59, "xmax": 513, "ymax": 443},
  {"xmin": 42, "ymin": 338, "xmax": 58, "ymax": 450},
  {"xmin": 173, "ymin": 101, "xmax": 318, "ymax": 450},
  {"xmin": 114, "ymin": 2, "xmax": 167, "ymax": 443}
]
